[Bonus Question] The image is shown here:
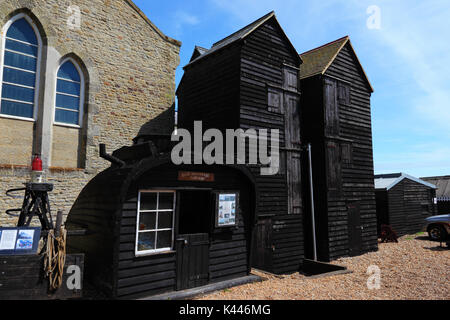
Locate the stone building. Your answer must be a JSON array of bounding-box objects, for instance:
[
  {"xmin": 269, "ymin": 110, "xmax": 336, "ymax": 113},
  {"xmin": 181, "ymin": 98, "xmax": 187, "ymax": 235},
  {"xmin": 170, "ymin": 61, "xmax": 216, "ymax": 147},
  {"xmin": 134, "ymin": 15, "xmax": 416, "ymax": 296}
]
[{"xmin": 0, "ymin": 0, "xmax": 180, "ymax": 226}]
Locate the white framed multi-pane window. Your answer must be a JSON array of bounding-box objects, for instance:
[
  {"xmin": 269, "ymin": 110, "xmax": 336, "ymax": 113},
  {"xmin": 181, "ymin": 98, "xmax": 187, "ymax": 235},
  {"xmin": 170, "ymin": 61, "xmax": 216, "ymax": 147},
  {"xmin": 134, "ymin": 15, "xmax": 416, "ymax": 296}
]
[
  {"xmin": 54, "ymin": 58, "xmax": 84, "ymax": 127},
  {"xmin": 135, "ymin": 191, "xmax": 176, "ymax": 256},
  {"xmin": 0, "ymin": 13, "xmax": 42, "ymax": 121}
]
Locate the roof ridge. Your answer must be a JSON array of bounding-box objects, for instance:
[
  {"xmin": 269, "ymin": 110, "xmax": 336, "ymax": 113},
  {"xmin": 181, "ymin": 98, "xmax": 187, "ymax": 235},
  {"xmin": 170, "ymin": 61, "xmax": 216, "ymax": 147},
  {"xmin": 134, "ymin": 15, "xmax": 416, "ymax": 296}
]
[
  {"xmin": 195, "ymin": 45, "xmax": 209, "ymax": 51},
  {"xmin": 212, "ymin": 11, "xmax": 275, "ymax": 48},
  {"xmin": 300, "ymin": 35, "xmax": 349, "ymax": 56},
  {"xmin": 375, "ymin": 173, "xmax": 437, "ymax": 190},
  {"xmin": 185, "ymin": 11, "xmax": 303, "ymax": 68},
  {"xmin": 422, "ymin": 175, "xmax": 450, "ymax": 179}
]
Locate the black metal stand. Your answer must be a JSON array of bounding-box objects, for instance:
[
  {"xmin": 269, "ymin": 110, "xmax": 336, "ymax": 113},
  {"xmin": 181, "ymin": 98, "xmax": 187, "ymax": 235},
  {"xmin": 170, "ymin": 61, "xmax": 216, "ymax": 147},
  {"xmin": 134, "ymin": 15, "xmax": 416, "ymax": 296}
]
[{"xmin": 6, "ymin": 183, "xmax": 54, "ymax": 232}]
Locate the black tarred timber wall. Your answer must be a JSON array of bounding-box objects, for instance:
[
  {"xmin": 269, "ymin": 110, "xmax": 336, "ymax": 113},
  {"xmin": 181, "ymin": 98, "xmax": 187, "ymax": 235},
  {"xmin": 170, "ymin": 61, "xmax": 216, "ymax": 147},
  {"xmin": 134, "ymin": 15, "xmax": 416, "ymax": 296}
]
[
  {"xmin": 178, "ymin": 44, "xmax": 241, "ymax": 132},
  {"xmin": 239, "ymin": 20, "xmax": 303, "ymax": 274},
  {"xmin": 376, "ymin": 179, "xmax": 436, "ymax": 236},
  {"xmin": 178, "ymin": 18, "xmax": 304, "ymax": 274},
  {"xmin": 301, "ymin": 43, "xmax": 378, "ymax": 262}
]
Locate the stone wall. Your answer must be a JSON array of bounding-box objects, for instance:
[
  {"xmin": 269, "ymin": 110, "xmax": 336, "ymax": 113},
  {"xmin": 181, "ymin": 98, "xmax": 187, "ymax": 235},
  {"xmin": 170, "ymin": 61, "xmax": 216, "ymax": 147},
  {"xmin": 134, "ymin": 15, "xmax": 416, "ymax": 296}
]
[{"xmin": 0, "ymin": 0, "xmax": 180, "ymax": 226}]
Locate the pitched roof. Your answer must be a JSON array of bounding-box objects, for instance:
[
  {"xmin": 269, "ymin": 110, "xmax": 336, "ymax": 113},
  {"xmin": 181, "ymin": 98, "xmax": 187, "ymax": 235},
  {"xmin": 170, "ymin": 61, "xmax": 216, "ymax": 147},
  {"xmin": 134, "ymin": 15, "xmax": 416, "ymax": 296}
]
[
  {"xmin": 374, "ymin": 173, "xmax": 436, "ymax": 191},
  {"xmin": 300, "ymin": 36, "xmax": 374, "ymax": 92},
  {"xmin": 189, "ymin": 46, "xmax": 209, "ymax": 62},
  {"xmin": 421, "ymin": 176, "xmax": 450, "ymax": 200},
  {"xmin": 185, "ymin": 11, "xmax": 301, "ymax": 68},
  {"xmin": 125, "ymin": 0, "xmax": 181, "ymax": 47}
]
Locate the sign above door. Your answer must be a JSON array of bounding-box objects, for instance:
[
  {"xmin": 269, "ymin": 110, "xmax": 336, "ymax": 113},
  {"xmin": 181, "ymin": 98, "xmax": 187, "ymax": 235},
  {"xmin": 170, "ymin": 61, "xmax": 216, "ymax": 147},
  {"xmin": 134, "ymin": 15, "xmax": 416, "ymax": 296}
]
[{"xmin": 178, "ymin": 171, "xmax": 215, "ymax": 182}]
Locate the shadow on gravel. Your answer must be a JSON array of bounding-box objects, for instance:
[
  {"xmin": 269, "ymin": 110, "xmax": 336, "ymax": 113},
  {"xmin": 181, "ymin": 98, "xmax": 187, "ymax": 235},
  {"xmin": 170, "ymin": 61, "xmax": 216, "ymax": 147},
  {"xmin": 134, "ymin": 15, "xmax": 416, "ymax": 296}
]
[
  {"xmin": 415, "ymin": 236, "xmax": 431, "ymax": 241},
  {"xmin": 423, "ymin": 245, "xmax": 450, "ymax": 251}
]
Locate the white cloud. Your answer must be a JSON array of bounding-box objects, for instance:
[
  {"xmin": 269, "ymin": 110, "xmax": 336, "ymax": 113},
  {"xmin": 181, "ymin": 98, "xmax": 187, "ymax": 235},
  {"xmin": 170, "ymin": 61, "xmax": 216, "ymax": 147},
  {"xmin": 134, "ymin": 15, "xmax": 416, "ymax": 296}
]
[
  {"xmin": 172, "ymin": 10, "xmax": 200, "ymax": 36},
  {"xmin": 369, "ymin": 1, "xmax": 450, "ymax": 133},
  {"xmin": 175, "ymin": 11, "xmax": 200, "ymax": 26}
]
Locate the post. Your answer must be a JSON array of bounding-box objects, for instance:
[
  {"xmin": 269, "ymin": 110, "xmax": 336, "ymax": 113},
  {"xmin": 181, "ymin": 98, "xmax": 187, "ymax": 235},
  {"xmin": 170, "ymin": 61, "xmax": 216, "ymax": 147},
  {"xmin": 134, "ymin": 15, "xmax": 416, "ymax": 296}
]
[
  {"xmin": 55, "ymin": 210, "xmax": 63, "ymax": 237},
  {"xmin": 308, "ymin": 144, "xmax": 318, "ymax": 261}
]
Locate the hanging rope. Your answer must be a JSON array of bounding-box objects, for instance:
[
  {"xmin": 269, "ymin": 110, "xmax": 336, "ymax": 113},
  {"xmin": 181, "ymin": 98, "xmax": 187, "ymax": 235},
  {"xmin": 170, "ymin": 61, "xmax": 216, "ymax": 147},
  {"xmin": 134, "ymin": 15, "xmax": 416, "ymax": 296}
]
[{"xmin": 43, "ymin": 228, "xmax": 67, "ymax": 293}]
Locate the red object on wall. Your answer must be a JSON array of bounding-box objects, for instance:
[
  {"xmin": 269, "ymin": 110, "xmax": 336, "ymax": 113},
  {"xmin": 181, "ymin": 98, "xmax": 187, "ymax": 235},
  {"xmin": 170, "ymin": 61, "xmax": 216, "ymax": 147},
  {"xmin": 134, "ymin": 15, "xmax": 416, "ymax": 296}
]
[{"xmin": 31, "ymin": 154, "xmax": 43, "ymax": 171}]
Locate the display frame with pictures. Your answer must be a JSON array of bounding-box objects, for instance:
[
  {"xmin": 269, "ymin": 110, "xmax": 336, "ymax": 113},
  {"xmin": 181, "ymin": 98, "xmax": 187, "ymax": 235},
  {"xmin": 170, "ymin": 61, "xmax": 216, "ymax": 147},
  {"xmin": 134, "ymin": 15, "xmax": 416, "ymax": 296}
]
[
  {"xmin": 214, "ymin": 191, "xmax": 239, "ymax": 228},
  {"xmin": 0, "ymin": 227, "xmax": 41, "ymax": 255}
]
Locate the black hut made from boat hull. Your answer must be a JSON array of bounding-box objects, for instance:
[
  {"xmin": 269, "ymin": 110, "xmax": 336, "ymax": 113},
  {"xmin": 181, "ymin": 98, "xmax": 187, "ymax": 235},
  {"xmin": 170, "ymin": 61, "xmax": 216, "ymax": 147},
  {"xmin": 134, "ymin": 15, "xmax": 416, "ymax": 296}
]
[{"xmin": 66, "ymin": 148, "xmax": 257, "ymax": 299}]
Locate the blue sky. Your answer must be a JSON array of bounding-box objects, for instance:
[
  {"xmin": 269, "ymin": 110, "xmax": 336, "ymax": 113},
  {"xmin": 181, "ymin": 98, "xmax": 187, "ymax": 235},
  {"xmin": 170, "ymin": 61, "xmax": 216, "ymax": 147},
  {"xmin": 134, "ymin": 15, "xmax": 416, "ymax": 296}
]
[{"xmin": 134, "ymin": 0, "xmax": 450, "ymax": 178}]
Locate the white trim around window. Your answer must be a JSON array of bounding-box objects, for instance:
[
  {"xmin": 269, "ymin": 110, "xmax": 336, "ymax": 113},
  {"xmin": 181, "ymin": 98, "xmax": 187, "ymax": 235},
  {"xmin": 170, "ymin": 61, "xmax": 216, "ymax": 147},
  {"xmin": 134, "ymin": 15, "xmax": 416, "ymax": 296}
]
[
  {"xmin": 135, "ymin": 190, "xmax": 176, "ymax": 257},
  {"xmin": 53, "ymin": 57, "xmax": 85, "ymax": 128},
  {"xmin": 0, "ymin": 13, "xmax": 42, "ymax": 122}
]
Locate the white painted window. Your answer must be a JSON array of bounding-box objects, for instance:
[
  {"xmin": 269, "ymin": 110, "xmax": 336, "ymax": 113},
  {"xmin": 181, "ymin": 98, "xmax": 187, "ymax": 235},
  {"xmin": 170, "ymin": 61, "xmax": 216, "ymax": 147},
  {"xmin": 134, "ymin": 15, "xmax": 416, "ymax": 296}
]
[
  {"xmin": 0, "ymin": 13, "xmax": 42, "ymax": 121},
  {"xmin": 54, "ymin": 58, "xmax": 84, "ymax": 127},
  {"xmin": 136, "ymin": 191, "xmax": 176, "ymax": 256}
]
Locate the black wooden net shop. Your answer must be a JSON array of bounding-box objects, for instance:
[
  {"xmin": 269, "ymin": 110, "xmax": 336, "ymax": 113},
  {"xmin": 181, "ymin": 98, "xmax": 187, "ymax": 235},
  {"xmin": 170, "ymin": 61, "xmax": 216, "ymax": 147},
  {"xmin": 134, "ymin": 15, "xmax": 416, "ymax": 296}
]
[
  {"xmin": 299, "ymin": 36, "xmax": 379, "ymax": 262},
  {"xmin": 177, "ymin": 11, "xmax": 305, "ymax": 275},
  {"xmin": 65, "ymin": 142, "xmax": 257, "ymax": 299}
]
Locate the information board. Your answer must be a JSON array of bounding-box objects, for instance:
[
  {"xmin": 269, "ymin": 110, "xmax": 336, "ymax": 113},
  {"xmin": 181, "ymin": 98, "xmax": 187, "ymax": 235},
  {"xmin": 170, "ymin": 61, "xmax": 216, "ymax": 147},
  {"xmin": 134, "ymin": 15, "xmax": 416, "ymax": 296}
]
[
  {"xmin": 216, "ymin": 192, "xmax": 238, "ymax": 227},
  {"xmin": 0, "ymin": 227, "xmax": 41, "ymax": 255}
]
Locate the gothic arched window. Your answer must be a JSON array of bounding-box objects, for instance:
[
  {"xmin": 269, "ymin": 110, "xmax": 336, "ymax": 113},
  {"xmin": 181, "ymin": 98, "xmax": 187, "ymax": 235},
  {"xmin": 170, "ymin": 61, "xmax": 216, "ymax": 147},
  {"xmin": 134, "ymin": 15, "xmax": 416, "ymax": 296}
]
[
  {"xmin": 0, "ymin": 14, "xmax": 42, "ymax": 119},
  {"xmin": 54, "ymin": 59, "xmax": 84, "ymax": 126}
]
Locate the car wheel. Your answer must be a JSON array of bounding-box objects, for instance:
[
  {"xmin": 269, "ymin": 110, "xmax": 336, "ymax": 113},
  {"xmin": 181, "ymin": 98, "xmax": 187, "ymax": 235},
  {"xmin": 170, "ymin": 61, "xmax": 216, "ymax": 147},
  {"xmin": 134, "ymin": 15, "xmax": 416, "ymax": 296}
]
[{"xmin": 428, "ymin": 225, "xmax": 447, "ymax": 241}]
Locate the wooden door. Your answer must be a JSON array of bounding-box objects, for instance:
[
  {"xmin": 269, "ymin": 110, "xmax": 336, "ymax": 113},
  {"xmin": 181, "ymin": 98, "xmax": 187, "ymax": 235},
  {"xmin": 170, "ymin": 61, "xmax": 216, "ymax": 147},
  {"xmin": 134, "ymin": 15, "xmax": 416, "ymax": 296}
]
[
  {"xmin": 252, "ymin": 218, "xmax": 273, "ymax": 270},
  {"xmin": 324, "ymin": 78, "xmax": 340, "ymax": 137},
  {"xmin": 326, "ymin": 141, "xmax": 342, "ymax": 198},
  {"xmin": 285, "ymin": 95, "xmax": 302, "ymax": 215},
  {"xmin": 176, "ymin": 233, "xmax": 210, "ymax": 290},
  {"xmin": 347, "ymin": 202, "xmax": 362, "ymax": 256}
]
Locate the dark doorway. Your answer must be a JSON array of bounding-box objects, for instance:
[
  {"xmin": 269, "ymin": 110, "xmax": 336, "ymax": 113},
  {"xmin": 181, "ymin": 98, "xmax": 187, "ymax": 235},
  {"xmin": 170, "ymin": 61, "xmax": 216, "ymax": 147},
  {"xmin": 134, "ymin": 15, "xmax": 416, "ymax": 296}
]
[
  {"xmin": 347, "ymin": 202, "xmax": 362, "ymax": 256},
  {"xmin": 176, "ymin": 190, "xmax": 212, "ymax": 290},
  {"xmin": 178, "ymin": 190, "xmax": 212, "ymax": 235}
]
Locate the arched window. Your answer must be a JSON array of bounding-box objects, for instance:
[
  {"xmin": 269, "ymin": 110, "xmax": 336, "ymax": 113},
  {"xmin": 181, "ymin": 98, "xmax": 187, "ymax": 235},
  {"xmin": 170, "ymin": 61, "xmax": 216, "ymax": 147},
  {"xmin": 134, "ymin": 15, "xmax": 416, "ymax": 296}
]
[
  {"xmin": 0, "ymin": 15, "xmax": 42, "ymax": 120},
  {"xmin": 54, "ymin": 59, "xmax": 84, "ymax": 126}
]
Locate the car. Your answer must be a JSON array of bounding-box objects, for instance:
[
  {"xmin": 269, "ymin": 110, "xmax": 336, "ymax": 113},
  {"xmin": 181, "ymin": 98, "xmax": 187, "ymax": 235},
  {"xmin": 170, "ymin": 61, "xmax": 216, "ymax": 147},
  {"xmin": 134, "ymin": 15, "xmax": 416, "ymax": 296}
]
[{"xmin": 424, "ymin": 214, "xmax": 450, "ymax": 241}]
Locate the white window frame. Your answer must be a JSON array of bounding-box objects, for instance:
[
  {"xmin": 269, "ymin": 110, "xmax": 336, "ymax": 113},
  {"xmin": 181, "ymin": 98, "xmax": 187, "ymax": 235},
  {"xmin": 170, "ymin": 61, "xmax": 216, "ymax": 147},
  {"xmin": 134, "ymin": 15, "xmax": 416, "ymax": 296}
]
[
  {"xmin": 53, "ymin": 57, "xmax": 85, "ymax": 128},
  {"xmin": 135, "ymin": 190, "xmax": 176, "ymax": 256},
  {"xmin": 0, "ymin": 13, "xmax": 42, "ymax": 122}
]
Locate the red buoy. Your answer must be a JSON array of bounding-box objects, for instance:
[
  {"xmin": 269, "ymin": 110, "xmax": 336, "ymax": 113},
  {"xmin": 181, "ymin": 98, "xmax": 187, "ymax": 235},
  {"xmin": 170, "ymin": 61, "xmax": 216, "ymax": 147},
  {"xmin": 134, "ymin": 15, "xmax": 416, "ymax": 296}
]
[{"xmin": 31, "ymin": 154, "xmax": 43, "ymax": 172}]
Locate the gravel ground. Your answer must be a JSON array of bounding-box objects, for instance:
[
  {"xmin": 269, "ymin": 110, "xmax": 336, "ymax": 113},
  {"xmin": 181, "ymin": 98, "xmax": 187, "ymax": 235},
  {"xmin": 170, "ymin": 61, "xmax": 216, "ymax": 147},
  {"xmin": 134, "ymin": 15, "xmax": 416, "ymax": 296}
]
[{"xmin": 197, "ymin": 236, "xmax": 450, "ymax": 300}]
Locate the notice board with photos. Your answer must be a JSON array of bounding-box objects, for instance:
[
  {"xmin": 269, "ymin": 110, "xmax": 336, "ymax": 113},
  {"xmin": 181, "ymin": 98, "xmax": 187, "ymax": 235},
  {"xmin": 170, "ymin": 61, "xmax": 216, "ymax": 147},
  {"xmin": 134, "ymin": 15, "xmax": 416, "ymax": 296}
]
[
  {"xmin": 215, "ymin": 192, "xmax": 239, "ymax": 228},
  {"xmin": 0, "ymin": 227, "xmax": 41, "ymax": 255}
]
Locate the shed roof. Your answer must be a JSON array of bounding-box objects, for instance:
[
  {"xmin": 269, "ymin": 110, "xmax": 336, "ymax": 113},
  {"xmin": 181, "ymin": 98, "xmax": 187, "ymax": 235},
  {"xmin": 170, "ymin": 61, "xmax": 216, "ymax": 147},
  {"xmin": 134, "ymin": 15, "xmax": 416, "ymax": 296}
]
[
  {"xmin": 134, "ymin": 105, "xmax": 175, "ymax": 142},
  {"xmin": 421, "ymin": 176, "xmax": 450, "ymax": 200},
  {"xmin": 374, "ymin": 173, "xmax": 436, "ymax": 191},
  {"xmin": 300, "ymin": 36, "xmax": 374, "ymax": 92},
  {"xmin": 185, "ymin": 11, "xmax": 301, "ymax": 68}
]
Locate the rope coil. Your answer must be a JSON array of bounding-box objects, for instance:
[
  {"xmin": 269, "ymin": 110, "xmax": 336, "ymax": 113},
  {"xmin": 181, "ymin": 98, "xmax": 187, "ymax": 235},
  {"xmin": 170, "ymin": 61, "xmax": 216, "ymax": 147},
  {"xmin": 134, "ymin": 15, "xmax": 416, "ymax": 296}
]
[{"xmin": 43, "ymin": 228, "xmax": 67, "ymax": 292}]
